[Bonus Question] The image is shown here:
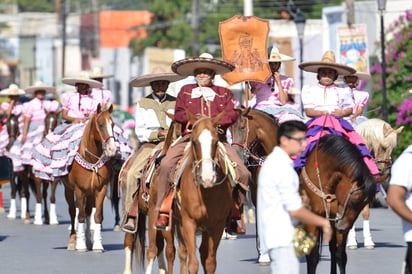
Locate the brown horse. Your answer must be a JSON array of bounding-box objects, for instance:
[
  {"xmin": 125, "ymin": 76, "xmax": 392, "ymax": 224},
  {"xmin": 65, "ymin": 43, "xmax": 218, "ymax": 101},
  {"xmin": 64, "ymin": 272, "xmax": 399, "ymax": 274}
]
[
  {"xmin": 301, "ymin": 134, "xmax": 376, "ymax": 274},
  {"xmin": 122, "ymin": 120, "xmax": 180, "ymax": 274},
  {"xmin": 64, "ymin": 104, "xmax": 116, "ymax": 252},
  {"xmin": 173, "ymin": 111, "xmax": 233, "ymax": 274},
  {"xmin": 33, "ymin": 111, "xmax": 61, "ymax": 225},
  {"xmin": 230, "ymin": 108, "xmax": 278, "ymax": 263}
]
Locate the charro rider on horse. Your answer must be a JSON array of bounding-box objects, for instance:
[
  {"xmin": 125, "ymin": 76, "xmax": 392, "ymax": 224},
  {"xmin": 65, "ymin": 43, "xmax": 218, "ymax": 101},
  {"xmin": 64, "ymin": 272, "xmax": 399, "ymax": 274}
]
[
  {"xmin": 154, "ymin": 53, "xmax": 251, "ymax": 231},
  {"xmin": 120, "ymin": 67, "xmax": 184, "ymax": 233}
]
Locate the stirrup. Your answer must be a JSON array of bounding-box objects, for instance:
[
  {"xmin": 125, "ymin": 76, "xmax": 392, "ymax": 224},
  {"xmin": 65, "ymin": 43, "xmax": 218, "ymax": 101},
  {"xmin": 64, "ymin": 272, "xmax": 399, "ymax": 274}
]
[
  {"xmin": 154, "ymin": 211, "xmax": 171, "ymax": 231},
  {"xmin": 121, "ymin": 216, "xmax": 137, "ymax": 234}
]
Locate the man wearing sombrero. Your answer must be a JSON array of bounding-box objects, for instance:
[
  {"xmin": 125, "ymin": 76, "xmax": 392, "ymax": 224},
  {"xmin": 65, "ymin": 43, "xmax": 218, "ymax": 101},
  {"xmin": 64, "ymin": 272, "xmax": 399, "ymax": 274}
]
[
  {"xmin": 6, "ymin": 81, "xmax": 60, "ymax": 224},
  {"xmin": 294, "ymin": 50, "xmax": 380, "ymax": 177},
  {"xmin": 250, "ymin": 47, "xmax": 304, "ymax": 123},
  {"xmin": 121, "ymin": 67, "xmax": 184, "ymax": 233},
  {"xmin": 154, "ymin": 53, "xmax": 251, "ymax": 231}
]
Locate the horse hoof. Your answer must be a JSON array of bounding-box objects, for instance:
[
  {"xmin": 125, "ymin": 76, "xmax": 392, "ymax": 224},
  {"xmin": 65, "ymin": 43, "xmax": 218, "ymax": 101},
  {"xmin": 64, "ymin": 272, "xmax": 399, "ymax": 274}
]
[
  {"xmin": 93, "ymin": 248, "xmax": 104, "ymax": 253},
  {"xmin": 24, "ymin": 218, "xmax": 31, "ymax": 225},
  {"xmin": 7, "ymin": 213, "xmax": 16, "ymax": 219},
  {"xmin": 365, "ymin": 245, "xmax": 375, "ymax": 249},
  {"xmin": 258, "ymin": 253, "xmax": 270, "ymax": 265},
  {"xmin": 113, "ymin": 225, "xmax": 121, "ymax": 232},
  {"xmin": 76, "ymin": 248, "xmax": 87, "ymax": 252},
  {"xmin": 49, "ymin": 220, "xmax": 59, "ymax": 225},
  {"xmin": 0, "ymin": 207, "xmax": 5, "ymax": 214},
  {"xmin": 67, "ymin": 243, "xmax": 75, "ymax": 251},
  {"xmin": 347, "ymin": 245, "xmax": 358, "ymax": 250}
]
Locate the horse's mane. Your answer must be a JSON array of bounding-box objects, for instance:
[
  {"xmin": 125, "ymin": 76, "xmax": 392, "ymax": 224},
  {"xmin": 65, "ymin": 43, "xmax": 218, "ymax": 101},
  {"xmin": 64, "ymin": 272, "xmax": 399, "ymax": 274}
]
[
  {"xmin": 78, "ymin": 114, "xmax": 96, "ymax": 156},
  {"xmin": 355, "ymin": 118, "xmax": 398, "ymax": 154},
  {"xmin": 247, "ymin": 108, "xmax": 279, "ymax": 125},
  {"xmin": 317, "ymin": 134, "xmax": 375, "ymax": 194}
]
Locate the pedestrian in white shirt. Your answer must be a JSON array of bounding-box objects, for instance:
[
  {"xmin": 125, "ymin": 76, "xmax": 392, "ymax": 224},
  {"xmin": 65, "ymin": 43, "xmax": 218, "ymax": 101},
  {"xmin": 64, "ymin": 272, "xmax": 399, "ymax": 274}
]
[
  {"xmin": 387, "ymin": 144, "xmax": 412, "ymax": 273},
  {"xmin": 257, "ymin": 120, "xmax": 332, "ymax": 274}
]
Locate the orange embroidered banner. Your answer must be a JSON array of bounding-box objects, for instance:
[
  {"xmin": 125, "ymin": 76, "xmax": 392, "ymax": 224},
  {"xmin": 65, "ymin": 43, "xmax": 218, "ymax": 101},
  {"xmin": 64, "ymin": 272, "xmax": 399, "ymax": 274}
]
[{"xmin": 219, "ymin": 16, "xmax": 271, "ymax": 85}]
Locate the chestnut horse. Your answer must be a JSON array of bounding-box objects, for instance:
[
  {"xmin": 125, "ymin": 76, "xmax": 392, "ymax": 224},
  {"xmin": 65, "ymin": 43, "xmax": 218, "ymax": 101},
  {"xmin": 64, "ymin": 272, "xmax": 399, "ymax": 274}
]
[
  {"xmin": 174, "ymin": 111, "xmax": 233, "ymax": 274},
  {"xmin": 122, "ymin": 120, "xmax": 181, "ymax": 274},
  {"xmin": 64, "ymin": 104, "xmax": 117, "ymax": 252},
  {"xmin": 301, "ymin": 134, "xmax": 376, "ymax": 274},
  {"xmin": 33, "ymin": 111, "xmax": 61, "ymax": 225},
  {"xmin": 230, "ymin": 108, "xmax": 278, "ymax": 262}
]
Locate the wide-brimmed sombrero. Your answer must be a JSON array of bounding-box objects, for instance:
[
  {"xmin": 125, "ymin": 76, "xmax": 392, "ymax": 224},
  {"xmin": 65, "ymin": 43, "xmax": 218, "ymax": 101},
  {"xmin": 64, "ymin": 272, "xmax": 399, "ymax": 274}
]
[
  {"xmin": 130, "ymin": 67, "xmax": 186, "ymax": 87},
  {"xmin": 25, "ymin": 81, "xmax": 56, "ymax": 94},
  {"xmin": 62, "ymin": 73, "xmax": 103, "ymax": 88},
  {"xmin": 346, "ymin": 72, "xmax": 371, "ymax": 81},
  {"xmin": 171, "ymin": 53, "xmax": 235, "ymax": 77},
  {"xmin": 268, "ymin": 47, "xmax": 295, "ymax": 62},
  {"xmin": 299, "ymin": 50, "xmax": 356, "ymax": 76},
  {"xmin": 89, "ymin": 67, "xmax": 114, "ymax": 79},
  {"xmin": 0, "ymin": 84, "xmax": 25, "ymax": 96}
]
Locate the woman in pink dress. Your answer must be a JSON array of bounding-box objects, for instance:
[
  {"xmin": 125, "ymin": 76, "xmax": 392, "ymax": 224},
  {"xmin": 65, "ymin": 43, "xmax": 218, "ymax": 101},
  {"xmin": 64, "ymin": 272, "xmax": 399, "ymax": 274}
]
[
  {"xmin": 249, "ymin": 47, "xmax": 304, "ymax": 123},
  {"xmin": 32, "ymin": 75, "xmax": 132, "ymax": 181},
  {"xmin": 343, "ymin": 72, "xmax": 370, "ymax": 126}
]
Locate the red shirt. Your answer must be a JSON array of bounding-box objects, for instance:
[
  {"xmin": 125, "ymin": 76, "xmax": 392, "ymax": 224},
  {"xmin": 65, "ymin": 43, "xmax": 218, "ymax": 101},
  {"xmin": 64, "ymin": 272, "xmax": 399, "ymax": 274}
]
[{"xmin": 174, "ymin": 83, "xmax": 238, "ymax": 133}]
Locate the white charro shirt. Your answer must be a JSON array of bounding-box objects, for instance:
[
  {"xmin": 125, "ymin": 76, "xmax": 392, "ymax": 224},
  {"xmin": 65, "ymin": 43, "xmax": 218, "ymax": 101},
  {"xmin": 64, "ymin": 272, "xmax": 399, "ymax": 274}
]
[
  {"xmin": 135, "ymin": 93, "xmax": 175, "ymax": 143},
  {"xmin": 301, "ymin": 83, "xmax": 353, "ymax": 113},
  {"xmin": 257, "ymin": 146, "xmax": 302, "ymax": 252},
  {"xmin": 389, "ymin": 145, "xmax": 412, "ymax": 242}
]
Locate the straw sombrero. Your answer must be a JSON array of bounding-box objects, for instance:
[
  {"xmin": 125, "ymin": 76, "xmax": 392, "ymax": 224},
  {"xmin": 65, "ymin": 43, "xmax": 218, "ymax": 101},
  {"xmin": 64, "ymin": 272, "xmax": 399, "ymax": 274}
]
[
  {"xmin": 25, "ymin": 81, "xmax": 56, "ymax": 94},
  {"xmin": 89, "ymin": 67, "xmax": 114, "ymax": 79},
  {"xmin": 349, "ymin": 72, "xmax": 371, "ymax": 81},
  {"xmin": 62, "ymin": 73, "xmax": 103, "ymax": 88},
  {"xmin": 0, "ymin": 84, "xmax": 25, "ymax": 96},
  {"xmin": 171, "ymin": 53, "xmax": 235, "ymax": 77},
  {"xmin": 268, "ymin": 47, "xmax": 295, "ymax": 62},
  {"xmin": 299, "ymin": 50, "xmax": 356, "ymax": 76},
  {"xmin": 130, "ymin": 67, "xmax": 186, "ymax": 87}
]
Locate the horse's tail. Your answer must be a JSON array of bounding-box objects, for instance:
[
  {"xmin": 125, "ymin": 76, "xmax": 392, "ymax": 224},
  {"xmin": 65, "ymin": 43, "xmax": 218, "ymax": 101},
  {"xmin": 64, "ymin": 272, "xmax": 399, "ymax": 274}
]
[{"xmin": 135, "ymin": 213, "xmax": 146, "ymax": 272}]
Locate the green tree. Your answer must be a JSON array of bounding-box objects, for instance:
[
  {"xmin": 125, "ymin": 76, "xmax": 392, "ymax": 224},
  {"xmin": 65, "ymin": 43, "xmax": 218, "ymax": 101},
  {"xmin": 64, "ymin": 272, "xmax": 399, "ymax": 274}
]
[
  {"xmin": 17, "ymin": 0, "xmax": 55, "ymax": 12},
  {"xmin": 369, "ymin": 9, "xmax": 412, "ymax": 157}
]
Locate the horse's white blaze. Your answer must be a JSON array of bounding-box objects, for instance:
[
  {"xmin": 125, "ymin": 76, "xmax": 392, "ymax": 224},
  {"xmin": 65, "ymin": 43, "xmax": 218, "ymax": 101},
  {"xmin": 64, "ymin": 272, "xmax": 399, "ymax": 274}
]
[
  {"xmin": 198, "ymin": 129, "xmax": 215, "ymax": 187},
  {"xmin": 104, "ymin": 120, "xmax": 116, "ymax": 157}
]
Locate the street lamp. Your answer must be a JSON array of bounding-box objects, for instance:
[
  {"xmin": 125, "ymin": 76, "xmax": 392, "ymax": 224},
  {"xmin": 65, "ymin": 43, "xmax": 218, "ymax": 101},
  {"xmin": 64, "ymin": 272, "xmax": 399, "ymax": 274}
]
[
  {"xmin": 294, "ymin": 8, "xmax": 306, "ymax": 90},
  {"xmin": 377, "ymin": 0, "xmax": 387, "ymax": 121}
]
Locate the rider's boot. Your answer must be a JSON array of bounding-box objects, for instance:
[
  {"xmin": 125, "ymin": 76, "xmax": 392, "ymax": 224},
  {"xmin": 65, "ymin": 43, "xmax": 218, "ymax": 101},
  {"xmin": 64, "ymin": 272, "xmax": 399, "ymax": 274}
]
[
  {"xmin": 363, "ymin": 220, "xmax": 375, "ymax": 249},
  {"xmin": 154, "ymin": 189, "xmax": 173, "ymax": 231},
  {"xmin": 346, "ymin": 225, "xmax": 358, "ymax": 249},
  {"xmin": 121, "ymin": 194, "xmax": 139, "ymax": 234}
]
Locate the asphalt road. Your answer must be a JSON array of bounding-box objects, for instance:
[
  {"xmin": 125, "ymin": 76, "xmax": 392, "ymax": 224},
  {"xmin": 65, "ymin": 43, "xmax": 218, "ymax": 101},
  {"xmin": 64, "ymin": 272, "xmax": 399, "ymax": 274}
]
[{"xmin": 0, "ymin": 183, "xmax": 407, "ymax": 274}]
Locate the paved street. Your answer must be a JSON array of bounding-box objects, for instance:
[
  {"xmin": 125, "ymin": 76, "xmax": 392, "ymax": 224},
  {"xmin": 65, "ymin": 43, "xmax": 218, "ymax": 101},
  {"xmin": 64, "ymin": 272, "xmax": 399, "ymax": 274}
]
[{"xmin": 0, "ymin": 182, "xmax": 407, "ymax": 274}]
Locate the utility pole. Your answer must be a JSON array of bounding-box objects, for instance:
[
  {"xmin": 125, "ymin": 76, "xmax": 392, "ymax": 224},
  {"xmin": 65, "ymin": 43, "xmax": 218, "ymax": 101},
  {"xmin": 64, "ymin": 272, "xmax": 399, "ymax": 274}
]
[
  {"xmin": 346, "ymin": 0, "xmax": 355, "ymax": 27},
  {"xmin": 191, "ymin": 0, "xmax": 200, "ymax": 56},
  {"xmin": 61, "ymin": 0, "xmax": 67, "ymax": 78},
  {"xmin": 91, "ymin": 0, "xmax": 100, "ymax": 58}
]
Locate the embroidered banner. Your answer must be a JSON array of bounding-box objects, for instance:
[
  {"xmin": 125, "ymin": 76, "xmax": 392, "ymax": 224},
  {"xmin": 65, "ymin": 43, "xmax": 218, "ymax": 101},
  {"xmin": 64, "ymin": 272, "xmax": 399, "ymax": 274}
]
[{"xmin": 219, "ymin": 15, "xmax": 271, "ymax": 85}]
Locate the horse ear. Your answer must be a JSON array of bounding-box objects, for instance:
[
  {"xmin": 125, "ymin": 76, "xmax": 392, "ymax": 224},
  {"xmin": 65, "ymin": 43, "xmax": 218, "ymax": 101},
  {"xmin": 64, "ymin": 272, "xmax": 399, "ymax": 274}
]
[
  {"xmin": 185, "ymin": 109, "xmax": 198, "ymax": 125},
  {"xmin": 395, "ymin": 126, "xmax": 404, "ymax": 134},
  {"xmin": 165, "ymin": 111, "xmax": 175, "ymax": 121},
  {"xmin": 108, "ymin": 104, "xmax": 114, "ymax": 113},
  {"xmin": 97, "ymin": 103, "xmax": 102, "ymax": 113},
  {"xmin": 212, "ymin": 110, "xmax": 226, "ymax": 126}
]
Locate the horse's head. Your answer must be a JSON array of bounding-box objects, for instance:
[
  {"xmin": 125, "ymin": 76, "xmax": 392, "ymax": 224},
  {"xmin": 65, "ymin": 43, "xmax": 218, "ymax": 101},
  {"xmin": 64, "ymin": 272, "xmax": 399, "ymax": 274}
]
[
  {"xmin": 44, "ymin": 111, "xmax": 61, "ymax": 137},
  {"xmin": 230, "ymin": 108, "xmax": 250, "ymax": 163},
  {"xmin": 356, "ymin": 119, "xmax": 404, "ymax": 178},
  {"xmin": 7, "ymin": 114, "xmax": 20, "ymax": 150},
  {"xmin": 92, "ymin": 104, "xmax": 116, "ymax": 157},
  {"xmin": 188, "ymin": 110, "xmax": 225, "ymax": 188}
]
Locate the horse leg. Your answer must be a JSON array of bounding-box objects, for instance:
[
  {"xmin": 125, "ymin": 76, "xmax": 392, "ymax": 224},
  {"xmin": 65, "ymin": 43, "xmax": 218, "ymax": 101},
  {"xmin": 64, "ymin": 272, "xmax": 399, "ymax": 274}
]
[
  {"xmin": 361, "ymin": 204, "xmax": 374, "ymax": 248},
  {"xmin": 112, "ymin": 168, "xmax": 121, "ymax": 231},
  {"xmin": 176, "ymin": 226, "xmax": 188, "ymax": 274},
  {"xmin": 199, "ymin": 227, "xmax": 223, "ymax": 274},
  {"xmin": 7, "ymin": 173, "xmax": 18, "ymax": 219},
  {"xmin": 335, "ymin": 230, "xmax": 348, "ymax": 274},
  {"xmin": 33, "ymin": 177, "xmax": 43, "ymax": 225},
  {"xmin": 146, "ymin": 209, "xmax": 160, "ymax": 274},
  {"xmin": 49, "ymin": 179, "xmax": 59, "ymax": 225},
  {"xmin": 19, "ymin": 170, "xmax": 31, "ymax": 224},
  {"xmin": 156, "ymin": 231, "xmax": 167, "ymax": 274},
  {"xmin": 75, "ymin": 187, "xmax": 87, "ymax": 252},
  {"xmin": 63, "ymin": 182, "xmax": 76, "ymax": 250},
  {"xmin": 123, "ymin": 232, "xmax": 134, "ymax": 274},
  {"xmin": 164, "ymin": 229, "xmax": 176, "ymax": 274},
  {"xmin": 182, "ymin": 219, "xmax": 199, "ymax": 274},
  {"xmin": 42, "ymin": 181, "xmax": 50, "ymax": 224},
  {"xmin": 92, "ymin": 185, "xmax": 107, "ymax": 252},
  {"xmin": 306, "ymin": 227, "xmax": 321, "ymax": 274}
]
